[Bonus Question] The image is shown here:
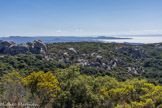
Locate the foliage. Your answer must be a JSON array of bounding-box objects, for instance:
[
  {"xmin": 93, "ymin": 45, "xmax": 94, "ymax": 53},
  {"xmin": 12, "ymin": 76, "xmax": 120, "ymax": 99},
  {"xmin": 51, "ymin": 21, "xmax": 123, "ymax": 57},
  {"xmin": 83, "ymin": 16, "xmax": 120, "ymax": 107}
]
[
  {"xmin": 101, "ymin": 78, "xmax": 162, "ymax": 108},
  {"xmin": 23, "ymin": 71, "xmax": 61, "ymax": 107},
  {"xmin": 0, "ymin": 42, "xmax": 162, "ymax": 107},
  {"xmin": 53, "ymin": 66, "xmax": 101, "ymax": 108},
  {"xmin": 0, "ymin": 71, "xmax": 27, "ymax": 104},
  {"xmin": 0, "ymin": 66, "xmax": 161, "ymax": 108},
  {"xmin": 0, "ymin": 42, "xmax": 162, "ymax": 85}
]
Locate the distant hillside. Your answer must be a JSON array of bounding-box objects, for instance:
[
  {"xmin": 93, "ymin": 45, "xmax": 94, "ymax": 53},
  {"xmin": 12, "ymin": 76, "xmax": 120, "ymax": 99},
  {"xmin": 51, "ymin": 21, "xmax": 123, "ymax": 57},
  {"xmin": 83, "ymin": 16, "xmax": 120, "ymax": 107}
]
[
  {"xmin": 0, "ymin": 41, "xmax": 162, "ymax": 85},
  {"xmin": 0, "ymin": 36, "xmax": 132, "ymax": 44}
]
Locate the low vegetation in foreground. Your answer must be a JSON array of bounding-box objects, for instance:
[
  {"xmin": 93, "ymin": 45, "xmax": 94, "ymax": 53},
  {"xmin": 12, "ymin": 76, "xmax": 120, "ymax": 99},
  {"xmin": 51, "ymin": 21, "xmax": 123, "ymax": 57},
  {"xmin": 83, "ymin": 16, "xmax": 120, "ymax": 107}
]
[{"xmin": 0, "ymin": 66, "xmax": 161, "ymax": 108}]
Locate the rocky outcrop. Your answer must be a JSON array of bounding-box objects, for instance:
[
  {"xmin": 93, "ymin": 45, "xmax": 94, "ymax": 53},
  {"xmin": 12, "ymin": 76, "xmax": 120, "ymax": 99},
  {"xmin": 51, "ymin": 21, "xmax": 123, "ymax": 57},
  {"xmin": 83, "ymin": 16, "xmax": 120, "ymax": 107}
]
[
  {"xmin": 76, "ymin": 58, "xmax": 88, "ymax": 66},
  {"xmin": 116, "ymin": 46, "xmax": 147, "ymax": 58},
  {"xmin": 127, "ymin": 66, "xmax": 144, "ymax": 74},
  {"xmin": 0, "ymin": 40, "xmax": 47, "ymax": 55},
  {"xmin": 154, "ymin": 43, "xmax": 162, "ymax": 50},
  {"xmin": 69, "ymin": 48, "xmax": 78, "ymax": 55},
  {"xmin": 3, "ymin": 44, "xmax": 29, "ymax": 55},
  {"xmin": 0, "ymin": 41, "xmax": 15, "ymax": 52},
  {"xmin": 27, "ymin": 40, "xmax": 47, "ymax": 54},
  {"xmin": 96, "ymin": 55, "xmax": 102, "ymax": 63}
]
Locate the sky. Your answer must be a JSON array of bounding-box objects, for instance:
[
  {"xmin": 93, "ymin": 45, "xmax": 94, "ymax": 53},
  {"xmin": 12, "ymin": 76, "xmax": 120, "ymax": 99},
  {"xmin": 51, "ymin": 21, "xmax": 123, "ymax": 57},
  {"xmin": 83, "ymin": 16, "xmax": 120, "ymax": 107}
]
[{"xmin": 0, "ymin": 0, "xmax": 162, "ymax": 37}]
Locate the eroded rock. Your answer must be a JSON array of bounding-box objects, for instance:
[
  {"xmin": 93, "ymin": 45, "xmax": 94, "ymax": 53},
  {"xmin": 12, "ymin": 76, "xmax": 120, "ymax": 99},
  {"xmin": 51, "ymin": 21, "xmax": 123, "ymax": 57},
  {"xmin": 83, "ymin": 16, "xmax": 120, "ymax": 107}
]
[
  {"xmin": 0, "ymin": 40, "xmax": 47, "ymax": 55},
  {"xmin": 69, "ymin": 48, "xmax": 78, "ymax": 55}
]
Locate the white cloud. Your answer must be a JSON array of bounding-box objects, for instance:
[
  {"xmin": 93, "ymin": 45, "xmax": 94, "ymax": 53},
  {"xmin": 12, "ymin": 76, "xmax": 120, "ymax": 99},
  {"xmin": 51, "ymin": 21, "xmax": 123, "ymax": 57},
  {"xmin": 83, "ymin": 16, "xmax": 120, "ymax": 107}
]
[
  {"xmin": 75, "ymin": 29, "xmax": 83, "ymax": 32},
  {"xmin": 56, "ymin": 30, "xmax": 62, "ymax": 33}
]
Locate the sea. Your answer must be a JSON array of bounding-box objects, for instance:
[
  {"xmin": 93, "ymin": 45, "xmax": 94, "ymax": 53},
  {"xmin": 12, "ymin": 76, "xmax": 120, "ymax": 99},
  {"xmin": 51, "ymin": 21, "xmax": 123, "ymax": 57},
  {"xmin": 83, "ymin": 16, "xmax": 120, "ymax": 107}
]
[
  {"xmin": 0, "ymin": 36, "xmax": 162, "ymax": 45},
  {"xmin": 99, "ymin": 36, "xmax": 162, "ymax": 44}
]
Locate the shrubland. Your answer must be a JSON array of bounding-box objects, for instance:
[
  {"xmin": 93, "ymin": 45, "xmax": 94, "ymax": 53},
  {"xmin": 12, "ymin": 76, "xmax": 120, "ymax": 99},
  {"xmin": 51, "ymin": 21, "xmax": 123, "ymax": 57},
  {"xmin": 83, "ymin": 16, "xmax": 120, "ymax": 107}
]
[
  {"xmin": 0, "ymin": 66, "xmax": 161, "ymax": 108},
  {"xmin": 0, "ymin": 42, "xmax": 162, "ymax": 107}
]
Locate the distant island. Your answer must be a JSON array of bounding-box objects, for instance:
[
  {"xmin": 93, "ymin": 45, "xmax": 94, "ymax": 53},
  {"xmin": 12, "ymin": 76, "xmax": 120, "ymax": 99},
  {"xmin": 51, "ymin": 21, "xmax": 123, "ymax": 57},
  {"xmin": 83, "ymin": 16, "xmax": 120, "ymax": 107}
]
[
  {"xmin": 0, "ymin": 36, "xmax": 132, "ymax": 44},
  {"xmin": 1, "ymin": 36, "xmax": 162, "ymax": 45},
  {"xmin": 95, "ymin": 36, "xmax": 131, "ymax": 39}
]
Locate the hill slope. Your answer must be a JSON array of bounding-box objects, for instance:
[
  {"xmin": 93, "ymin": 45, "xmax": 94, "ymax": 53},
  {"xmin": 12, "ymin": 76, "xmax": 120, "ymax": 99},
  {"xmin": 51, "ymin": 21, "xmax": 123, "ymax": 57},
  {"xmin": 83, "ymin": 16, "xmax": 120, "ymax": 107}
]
[{"xmin": 0, "ymin": 41, "xmax": 162, "ymax": 85}]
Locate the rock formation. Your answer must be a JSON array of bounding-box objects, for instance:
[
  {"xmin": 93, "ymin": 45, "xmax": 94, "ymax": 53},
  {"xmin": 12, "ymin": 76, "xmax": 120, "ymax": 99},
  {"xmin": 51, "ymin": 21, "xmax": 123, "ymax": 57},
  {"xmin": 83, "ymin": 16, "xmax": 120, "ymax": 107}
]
[
  {"xmin": 0, "ymin": 40, "xmax": 47, "ymax": 55},
  {"xmin": 155, "ymin": 43, "xmax": 162, "ymax": 50},
  {"xmin": 116, "ymin": 46, "xmax": 147, "ymax": 58},
  {"xmin": 69, "ymin": 48, "xmax": 78, "ymax": 55}
]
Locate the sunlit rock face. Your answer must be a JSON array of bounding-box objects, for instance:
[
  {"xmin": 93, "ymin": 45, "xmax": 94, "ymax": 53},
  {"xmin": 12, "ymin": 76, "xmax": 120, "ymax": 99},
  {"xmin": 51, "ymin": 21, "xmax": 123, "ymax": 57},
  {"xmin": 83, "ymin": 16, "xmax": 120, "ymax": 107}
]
[
  {"xmin": 69, "ymin": 48, "xmax": 78, "ymax": 55},
  {"xmin": 0, "ymin": 40, "xmax": 47, "ymax": 55},
  {"xmin": 0, "ymin": 41, "xmax": 15, "ymax": 52}
]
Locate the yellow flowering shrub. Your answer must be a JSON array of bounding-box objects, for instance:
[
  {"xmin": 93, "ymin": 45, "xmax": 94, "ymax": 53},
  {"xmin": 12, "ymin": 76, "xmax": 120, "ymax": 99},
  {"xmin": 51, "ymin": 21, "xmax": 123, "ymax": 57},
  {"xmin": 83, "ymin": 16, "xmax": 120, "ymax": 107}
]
[
  {"xmin": 23, "ymin": 71, "xmax": 60, "ymax": 97},
  {"xmin": 23, "ymin": 71, "xmax": 61, "ymax": 107},
  {"xmin": 1, "ymin": 71, "xmax": 26, "ymax": 103},
  {"xmin": 100, "ymin": 78, "xmax": 162, "ymax": 107},
  {"xmin": 131, "ymin": 99, "xmax": 155, "ymax": 108}
]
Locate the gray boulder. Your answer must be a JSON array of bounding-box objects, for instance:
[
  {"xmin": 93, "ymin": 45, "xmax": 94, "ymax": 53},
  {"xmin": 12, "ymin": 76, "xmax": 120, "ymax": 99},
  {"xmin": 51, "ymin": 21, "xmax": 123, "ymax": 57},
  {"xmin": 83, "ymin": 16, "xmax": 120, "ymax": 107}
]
[
  {"xmin": 117, "ymin": 46, "xmax": 146, "ymax": 58},
  {"xmin": 0, "ymin": 41, "xmax": 15, "ymax": 52},
  {"xmin": 31, "ymin": 40, "xmax": 47, "ymax": 54},
  {"xmin": 3, "ymin": 44, "xmax": 29, "ymax": 55},
  {"xmin": 155, "ymin": 43, "xmax": 162, "ymax": 50},
  {"xmin": 0, "ymin": 40, "xmax": 47, "ymax": 55},
  {"xmin": 96, "ymin": 55, "xmax": 102, "ymax": 60},
  {"xmin": 69, "ymin": 48, "xmax": 78, "ymax": 55}
]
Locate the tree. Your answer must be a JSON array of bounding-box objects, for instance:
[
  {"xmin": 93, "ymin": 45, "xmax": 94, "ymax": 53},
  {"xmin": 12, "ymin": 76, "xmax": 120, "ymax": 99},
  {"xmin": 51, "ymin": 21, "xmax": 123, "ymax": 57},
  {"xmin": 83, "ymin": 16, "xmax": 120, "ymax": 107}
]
[
  {"xmin": 100, "ymin": 78, "xmax": 162, "ymax": 108},
  {"xmin": 53, "ymin": 66, "xmax": 101, "ymax": 108},
  {"xmin": 1, "ymin": 71, "xmax": 27, "ymax": 104},
  {"xmin": 23, "ymin": 71, "xmax": 61, "ymax": 107}
]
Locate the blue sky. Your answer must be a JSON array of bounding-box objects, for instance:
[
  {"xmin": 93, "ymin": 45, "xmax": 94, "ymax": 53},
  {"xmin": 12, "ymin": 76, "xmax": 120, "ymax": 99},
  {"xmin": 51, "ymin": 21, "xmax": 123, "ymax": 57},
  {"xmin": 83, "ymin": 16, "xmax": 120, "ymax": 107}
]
[{"xmin": 0, "ymin": 0, "xmax": 162, "ymax": 36}]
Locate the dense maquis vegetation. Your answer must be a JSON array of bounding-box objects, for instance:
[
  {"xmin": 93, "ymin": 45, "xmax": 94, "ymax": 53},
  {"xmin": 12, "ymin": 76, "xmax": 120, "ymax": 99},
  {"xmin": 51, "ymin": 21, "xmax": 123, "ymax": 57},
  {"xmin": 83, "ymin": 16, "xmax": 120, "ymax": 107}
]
[
  {"xmin": 0, "ymin": 42, "xmax": 162, "ymax": 107},
  {"xmin": 0, "ymin": 66, "xmax": 162, "ymax": 108},
  {"xmin": 0, "ymin": 42, "xmax": 162, "ymax": 84}
]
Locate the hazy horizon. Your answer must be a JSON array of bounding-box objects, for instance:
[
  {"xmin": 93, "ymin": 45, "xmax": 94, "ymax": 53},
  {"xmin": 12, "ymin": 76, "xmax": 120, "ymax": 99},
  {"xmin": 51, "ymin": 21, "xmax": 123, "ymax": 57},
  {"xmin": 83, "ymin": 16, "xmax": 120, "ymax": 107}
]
[
  {"xmin": 1, "ymin": 34, "xmax": 162, "ymax": 38},
  {"xmin": 1, "ymin": 35, "xmax": 162, "ymax": 44}
]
